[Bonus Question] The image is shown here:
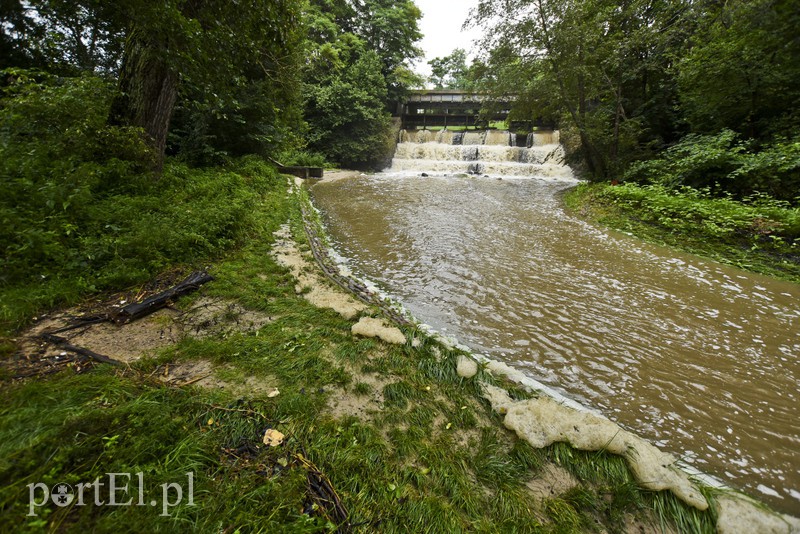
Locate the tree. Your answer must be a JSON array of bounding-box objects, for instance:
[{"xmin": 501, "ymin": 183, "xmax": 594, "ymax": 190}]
[
  {"xmin": 429, "ymin": 49, "xmax": 469, "ymax": 89},
  {"xmin": 472, "ymin": 0, "xmax": 800, "ymax": 191},
  {"xmin": 25, "ymin": 0, "xmax": 126, "ymax": 74},
  {"xmin": 302, "ymin": 5, "xmax": 395, "ymax": 170},
  {"xmin": 307, "ymin": 0, "xmax": 423, "ymax": 105},
  {"xmin": 0, "ymin": 0, "xmax": 42, "ymax": 69},
  {"xmin": 1, "ymin": 1, "xmax": 129, "ymax": 75},
  {"xmin": 352, "ymin": 0, "xmax": 423, "ymax": 102},
  {"xmin": 108, "ymin": 0, "xmax": 303, "ymax": 172},
  {"xmin": 301, "ymin": 0, "xmax": 423, "ymax": 169},
  {"xmin": 471, "ymin": 0, "xmax": 693, "ymax": 178},
  {"xmin": 677, "ymin": 0, "xmax": 800, "ymax": 140}
]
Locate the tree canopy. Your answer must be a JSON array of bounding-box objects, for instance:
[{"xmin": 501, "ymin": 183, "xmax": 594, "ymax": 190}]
[
  {"xmin": 301, "ymin": 0, "xmax": 423, "ymax": 170},
  {"xmin": 2, "ymin": 0, "xmax": 423, "ymax": 171},
  {"xmin": 428, "ymin": 49, "xmax": 470, "ymax": 90},
  {"xmin": 471, "ymin": 0, "xmax": 800, "ymax": 200}
]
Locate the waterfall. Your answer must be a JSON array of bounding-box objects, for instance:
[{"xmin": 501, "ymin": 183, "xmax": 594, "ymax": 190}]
[
  {"xmin": 389, "ymin": 129, "xmax": 574, "ymax": 180},
  {"xmin": 527, "ymin": 130, "xmax": 559, "ymax": 147}
]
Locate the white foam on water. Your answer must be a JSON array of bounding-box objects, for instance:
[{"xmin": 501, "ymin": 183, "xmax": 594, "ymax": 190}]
[{"xmin": 389, "ymin": 129, "xmax": 577, "ymax": 182}]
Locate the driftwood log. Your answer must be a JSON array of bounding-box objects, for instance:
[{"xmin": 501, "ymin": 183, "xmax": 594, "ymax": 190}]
[{"xmin": 112, "ymin": 271, "xmax": 213, "ymax": 324}]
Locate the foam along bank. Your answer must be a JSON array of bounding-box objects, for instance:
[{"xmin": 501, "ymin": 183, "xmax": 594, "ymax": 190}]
[
  {"xmin": 297, "ymin": 175, "xmax": 800, "ymax": 533},
  {"xmin": 467, "ymin": 357, "xmax": 800, "ymax": 534}
]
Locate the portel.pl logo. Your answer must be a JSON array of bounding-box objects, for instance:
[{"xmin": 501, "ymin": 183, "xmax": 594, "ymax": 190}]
[{"xmin": 28, "ymin": 472, "xmax": 194, "ymax": 517}]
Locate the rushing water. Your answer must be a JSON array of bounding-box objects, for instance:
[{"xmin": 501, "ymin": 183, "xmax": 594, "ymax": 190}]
[{"xmin": 310, "ymin": 131, "xmax": 800, "ymax": 514}]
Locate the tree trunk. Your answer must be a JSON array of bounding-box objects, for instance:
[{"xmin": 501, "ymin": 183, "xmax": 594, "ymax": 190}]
[
  {"xmin": 535, "ymin": 0, "xmax": 606, "ymax": 179},
  {"xmin": 109, "ymin": 28, "xmax": 179, "ymax": 174}
]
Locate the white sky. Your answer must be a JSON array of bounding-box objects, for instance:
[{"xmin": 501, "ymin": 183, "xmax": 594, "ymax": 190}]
[{"xmin": 413, "ymin": 0, "xmax": 484, "ymax": 81}]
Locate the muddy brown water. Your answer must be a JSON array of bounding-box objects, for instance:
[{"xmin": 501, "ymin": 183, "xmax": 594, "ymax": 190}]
[{"xmin": 311, "ymin": 172, "xmax": 800, "ymax": 514}]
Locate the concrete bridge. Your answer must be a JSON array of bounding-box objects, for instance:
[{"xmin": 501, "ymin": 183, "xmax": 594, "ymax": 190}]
[{"xmin": 399, "ymin": 90, "xmax": 552, "ymax": 131}]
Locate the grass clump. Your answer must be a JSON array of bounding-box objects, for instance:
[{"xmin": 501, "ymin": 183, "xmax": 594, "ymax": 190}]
[
  {"xmin": 383, "ymin": 381, "xmax": 419, "ymax": 409},
  {"xmin": 565, "ymin": 182, "xmax": 800, "ymax": 283}
]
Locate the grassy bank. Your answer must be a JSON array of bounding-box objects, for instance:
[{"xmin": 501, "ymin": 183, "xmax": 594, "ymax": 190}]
[
  {"xmin": 564, "ymin": 182, "xmax": 800, "ymax": 284},
  {"xmin": 0, "ymin": 74, "xmax": 294, "ymax": 340},
  {"xmin": 0, "ymin": 166, "xmax": 721, "ymax": 533},
  {"xmin": 0, "ymin": 157, "xmax": 284, "ymax": 339}
]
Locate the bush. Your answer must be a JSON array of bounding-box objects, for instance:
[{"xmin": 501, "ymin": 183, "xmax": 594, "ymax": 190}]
[
  {"xmin": 596, "ymin": 183, "xmax": 800, "ymax": 255},
  {"xmin": 624, "ymin": 130, "xmax": 800, "ymax": 202},
  {"xmin": 0, "ymin": 71, "xmax": 286, "ymax": 333},
  {"xmin": 277, "ymin": 148, "xmax": 330, "ymax": 168},
  {"xmin": 0, "ymin": 71, "xmax": 152, "ymax": 284}
]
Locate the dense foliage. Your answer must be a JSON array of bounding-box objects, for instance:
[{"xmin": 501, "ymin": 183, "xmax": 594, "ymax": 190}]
[
  {"xmin": 567, "ymin": 182, "xmax": 800, "ymax": 282},
  {"xmin": 1, "ymin": 0, "xmax": 305, "ymax": 167},
  {"xmin": 428, "ymin": 49, "xmax": 470, "ymax": 90},
  {"xmin": 472, "ymin": 0, "xmax": 800, "ymax": 202},
  {"xmin": 301, "ymin": 0, "xmax": 422, "ymax": 170},
  {"xmin": 1, "ymin": 0, "xmax": 422, "ymax": 170},
  {"xmin": 0, "ymin": 0, "xmax": 424, "ymax": 331},
  {"xmin": 1, "ymin": 0, "xmax": 122, "ymax": 72},
  {"xmin": 0, "ymin": 71, "xmax": 287, "ymax": 332},
  {"xmin": 625, "ymin": 130, "xmax": 800, "ymax": 200}
]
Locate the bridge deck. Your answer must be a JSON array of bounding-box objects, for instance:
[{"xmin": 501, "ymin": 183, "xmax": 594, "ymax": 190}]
[{"xmin": 400, "ymin": 90, "xmax": 551, "ymax": 130}]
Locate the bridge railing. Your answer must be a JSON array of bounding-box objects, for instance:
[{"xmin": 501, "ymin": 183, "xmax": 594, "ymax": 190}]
[{"xmin": 399, "ymin": 90, "xmax": 553, "ymax": 131}]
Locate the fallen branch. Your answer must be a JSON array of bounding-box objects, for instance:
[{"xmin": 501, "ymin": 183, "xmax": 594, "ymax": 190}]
[
  {"xmin": 47, "ymin": 316, "xmax": 107, "ymax": 335},
  {"xmin": 112, "ymin": 271, "xmax": 214, "ymax": 324},
  {"xmin": 295, "ymin": 452, "xmax": 350, "ymax": 532},
  {"xmin": 39, "ymin": 333, "xmax": 123, "ymax": 367},
  {"xmin": 177, "ymin": 373, "xmax": 213, "ymax": 387},
  {"xmin": 10, "ymin": 366, "xmax": 66, "ymax": 380}
]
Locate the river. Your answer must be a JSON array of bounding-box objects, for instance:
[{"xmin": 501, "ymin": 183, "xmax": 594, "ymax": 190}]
[{"xmin": 309, "ymin": 131, "xmax": 800, "ymax": 514}]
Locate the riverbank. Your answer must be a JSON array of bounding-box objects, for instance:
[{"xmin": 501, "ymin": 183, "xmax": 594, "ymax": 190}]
[
  {"xmin": 563, "ymin": 182, "xmax": 800, "ymax": 284},
  {"xmin": 0, "ymin": 166, "xmax": 796, "ymax": 532}
]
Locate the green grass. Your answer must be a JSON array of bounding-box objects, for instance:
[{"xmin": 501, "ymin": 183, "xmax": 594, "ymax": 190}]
[
  {"xmin": 0, "ymin": 157, "xmax": 288, "ymax": 337},
  {"xmin": 0, "ymin": 167, "xmax": 719, "ymax": 533},
  {"xmin": 564, "ymin": 182, "xmax": 800, "ymax": 283}
]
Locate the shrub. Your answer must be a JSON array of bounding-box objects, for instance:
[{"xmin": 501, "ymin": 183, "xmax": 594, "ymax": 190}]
[
  {"xmin": 0, "ymin": 70, "xmax": 152, "ymax": 285},
  {"xmin": 596, "ymin": 183, "xmax": 800, "ymax": 255},
  {"xmin": 624, "ymin": 130, "xmax": 800, "ymax": 202},
  {"xmin": 0, "ymin": 71, "xmax": 286, "ymax": 333}
]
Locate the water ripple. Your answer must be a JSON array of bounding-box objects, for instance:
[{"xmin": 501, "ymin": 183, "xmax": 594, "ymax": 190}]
[{"xmin": 312, "ymin": 174, "xmax": 800, "ymax": 514}]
